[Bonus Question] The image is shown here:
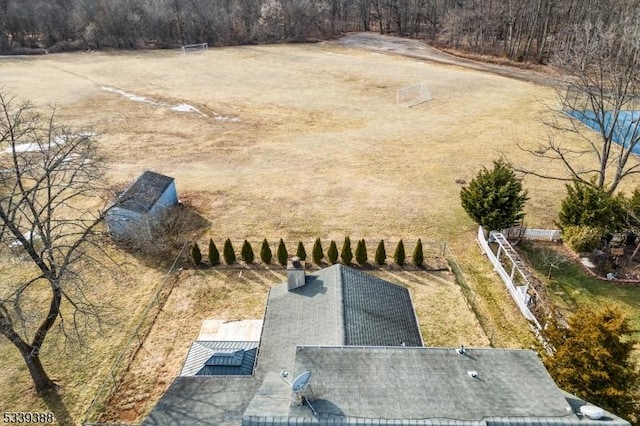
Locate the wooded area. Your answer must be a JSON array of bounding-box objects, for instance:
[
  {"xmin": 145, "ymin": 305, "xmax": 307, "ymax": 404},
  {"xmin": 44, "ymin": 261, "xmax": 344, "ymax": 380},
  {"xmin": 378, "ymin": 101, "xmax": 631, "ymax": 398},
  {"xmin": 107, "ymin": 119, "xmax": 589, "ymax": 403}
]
[{"xmin": 0, "ymin": 0, "xmax": 636, "ymax": 63}]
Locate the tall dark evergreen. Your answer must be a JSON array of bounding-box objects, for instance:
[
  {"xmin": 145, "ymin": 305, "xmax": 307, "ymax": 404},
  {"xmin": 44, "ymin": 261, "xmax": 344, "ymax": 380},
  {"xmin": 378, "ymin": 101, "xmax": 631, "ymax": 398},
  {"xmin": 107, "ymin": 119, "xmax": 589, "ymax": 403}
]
[
  {"xmin": 208, "ymin": 238, "xmax": 220, "ymax": 266},
  {"xmin": 460, "ymin": 159, "xmax": 528, "ymax": 231},
  {"xmin": 241, "ymin": 240, "xmax": 254, "ymax": 264},
  {"xmin": 341, "ymin": 236, "xmax": 353, "ymax": 265},
  {"xmin": 394, "ymin": 240, "xmax": 406, "ymax": 266},
  {"xmin": 260, "ymin": 238, "xmax": 272, "ymax": 264},
  {"xmin": 355, "ymin": 239, "xmax": 368, "ymax": 266},
  {"xmin": 375, "ymin": 240, "xmax": 387, "ymax": 265},
  {"xmin": 296, "ymin": 241, "xmax": 307, "ymax": 261},
  {"xmin": 312, "ymin": 238, "xmax": 324, "ymax": 265},
  {"xmin": 413, "ymin": 239, "xmax": 424, "ymax": 267},
  {"xmin": 327, "ymin": 240, "xmax": 339, "ymax": 265},
  {"xmin": 191, "ymin": 242, "xmax": 202, "ymax": 265},
  {"xmin": 277, "ymin": 239, "xmax": 288, "ymax": 267},
  {"xmin": 223, "ymin": 238, "xmax": 236, "ymax": 264}
]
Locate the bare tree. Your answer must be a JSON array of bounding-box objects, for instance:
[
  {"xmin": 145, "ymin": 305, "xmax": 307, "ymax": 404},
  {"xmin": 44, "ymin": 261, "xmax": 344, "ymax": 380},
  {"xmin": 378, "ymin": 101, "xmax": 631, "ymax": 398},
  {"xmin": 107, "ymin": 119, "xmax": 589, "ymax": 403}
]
[
  {"xmin": 517, "ymin": 12, "xmax": 640, "ymax": 194},
  {"xmin": 0, "ymin": 92, "xmax": 110, "ymax": 394}
]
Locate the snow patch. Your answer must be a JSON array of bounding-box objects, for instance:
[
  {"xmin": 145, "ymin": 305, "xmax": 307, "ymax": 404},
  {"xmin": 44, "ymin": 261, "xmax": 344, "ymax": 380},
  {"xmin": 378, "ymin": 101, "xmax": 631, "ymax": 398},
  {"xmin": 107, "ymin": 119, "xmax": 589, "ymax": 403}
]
[{"xmin": 102, "ymin": 86, "xmax": 240, "ymax": 121}]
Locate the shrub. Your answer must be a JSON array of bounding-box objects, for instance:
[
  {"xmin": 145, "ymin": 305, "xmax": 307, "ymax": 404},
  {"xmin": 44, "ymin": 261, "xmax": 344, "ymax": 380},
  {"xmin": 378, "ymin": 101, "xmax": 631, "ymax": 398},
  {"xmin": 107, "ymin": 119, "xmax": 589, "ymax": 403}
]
[
  {"xmin": 223, "ymin": 238, "xmax": 236, "ymax": 264},
  {"xmin": 327, "ymin": 240, "xmax": 338, "ymax": 264},
  {"xmin": 191, "ymin": 242, "xmax": 202, "ymax": 265},
  {"xmin": 341, "ymin": 236, "xmax": 353, "ymax": 265},
  {"xmin": 296, "ymin": 241, "xmax": 307, "ymax": 261},
  {"xmin": 355, "ymin": 239, "xmax": 368, "ymax": 266},
  {"xmin": 394, "ymin": 240, "xmax": 406, "ymax": 266},
  {"xmin": 260, "ymin": 238, "xmax": 272, "ymax": 264},
  {"xmin": 277, "ymin": 239, "xmax": 288, "ymax": 266},
  {"xmin": 375, "ymin": 240, "xmax": 386, "ymax": 265},
  {"xmin": 460, "ymin": 159, "xmax": 529, "ymax": 231},
  {"xmin": 241, "ymin": 240, "xmax": 254, "ymax": 264},
  {"xmin": 562, "ymin": 225, "xmax": 602, "ymax": 253},
  {"xmin": 312, "ymin": 238, "xmax": 324, "ymax": 265},
  {"xmin": 413, "ymin": 239, "xmax": 424, "ymax": 267},
  {"xmin": 208, "ymin": 238, "xmax": 219, "ymax": 266},
  {"xmin": 558, "ymin": 180, "xmax": 625, "ymax": 235}
]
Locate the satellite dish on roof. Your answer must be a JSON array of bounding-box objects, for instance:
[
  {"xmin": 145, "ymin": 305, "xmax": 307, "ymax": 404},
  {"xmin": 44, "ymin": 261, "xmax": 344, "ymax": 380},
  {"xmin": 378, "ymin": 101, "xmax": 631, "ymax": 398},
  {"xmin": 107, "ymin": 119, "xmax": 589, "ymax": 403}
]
[{"xmin": 292, "ymin": 371, "xmax": 312, "ymax": 393}]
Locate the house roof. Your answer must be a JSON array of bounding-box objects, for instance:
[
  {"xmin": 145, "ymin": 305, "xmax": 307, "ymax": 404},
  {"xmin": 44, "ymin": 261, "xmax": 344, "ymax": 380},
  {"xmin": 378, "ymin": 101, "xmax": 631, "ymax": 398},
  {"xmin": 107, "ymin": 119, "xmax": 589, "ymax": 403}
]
[
  {"xmin": 256, "ymin": 265, "xmax": 422, "ymax": 375},
  {"xmin": 142, "ymin": 265, "xmax": 631, "ymax": 426},
  {"xmin": 253, "ymin": 347, "xmax": 572, "ymax": 422},
  {"xmin": 180, "ymin": 341, "xmax": 259, "ymax": 376},
  {"xmin": 115, "ymin": 170, "xmax": 174, "ymax": 213}
]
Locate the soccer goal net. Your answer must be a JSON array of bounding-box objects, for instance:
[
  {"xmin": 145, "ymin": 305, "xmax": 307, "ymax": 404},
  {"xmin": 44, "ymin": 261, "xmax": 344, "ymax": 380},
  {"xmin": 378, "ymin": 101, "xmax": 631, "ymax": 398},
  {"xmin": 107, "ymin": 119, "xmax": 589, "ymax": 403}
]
[
  {"xmin": 181, "ymin": 43, "xmax": 208, "ymax": 55},
  {"xmin": 397, "ymin": 82, "xmax": 432, "ymax": 107}
]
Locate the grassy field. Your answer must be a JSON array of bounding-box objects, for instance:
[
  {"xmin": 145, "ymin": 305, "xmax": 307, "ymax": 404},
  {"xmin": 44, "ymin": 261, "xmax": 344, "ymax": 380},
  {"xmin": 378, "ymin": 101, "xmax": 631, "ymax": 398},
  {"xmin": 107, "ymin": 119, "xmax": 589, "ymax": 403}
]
[{"xmin": 0, "ymin": 38, "xmax": 633, "ymax": 423}]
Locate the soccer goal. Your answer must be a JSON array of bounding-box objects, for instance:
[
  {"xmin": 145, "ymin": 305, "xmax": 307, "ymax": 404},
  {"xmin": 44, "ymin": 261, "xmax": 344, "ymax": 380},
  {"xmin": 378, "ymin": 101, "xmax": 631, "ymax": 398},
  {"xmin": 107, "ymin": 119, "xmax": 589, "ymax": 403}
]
[
  {"xmin": 397, "ymin": 82, "xmax": 432, "ymax": 107},
  {"xmin": 181, "ymin": 43, "xmax": 208, "ymax": 55}
]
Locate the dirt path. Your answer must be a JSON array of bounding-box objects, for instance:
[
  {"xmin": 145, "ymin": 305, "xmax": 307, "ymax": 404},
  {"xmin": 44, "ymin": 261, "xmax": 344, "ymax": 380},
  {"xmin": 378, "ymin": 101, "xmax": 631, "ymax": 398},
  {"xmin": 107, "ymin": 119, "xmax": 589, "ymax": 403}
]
[{"xmin": 336, "ymin": 32, "xmax": 559, "ymax": 87}]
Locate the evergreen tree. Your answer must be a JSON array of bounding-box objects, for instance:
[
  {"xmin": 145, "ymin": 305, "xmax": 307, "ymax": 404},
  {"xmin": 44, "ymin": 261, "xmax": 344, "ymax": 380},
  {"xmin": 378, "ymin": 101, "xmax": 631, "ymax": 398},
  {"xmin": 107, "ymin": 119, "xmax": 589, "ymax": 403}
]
[
  {"xmin": 277, "ymin": 239, "xmax": 288, "ymax": 267},
  {"xmin": 260, "ymin": 238, "xmax": 272, "ymax": 264},
  {"xmin": 327, "ymin": 240, "xmax": 339, "ymax": 264},
  {"xmin": 223, "ymin": 238, "xmax": 236, "ymax": 264},
  {"xmin": 394, "ymin": 239, "xmax": 406, "ymax": 266},
  {"xmin": 558, "ymin": 180, "xmax": 626, "ymax": 234},
  {"xmin": 241, "ymin": 240, "xmax": 254, "ymax": 264},
  {"xmin": 460, "ymin": 159, "xmax": 529, "ymax": 231},
  {"xmin": 191, "ymin": 242, "xmax": 202, "ymax": 265},
  {"xmin": 413, "ymin": 239, "xmax": 424, "ymax": 267},
  {"xmin": 296, "ymin": 241, "xmax": 307, "ymax": 261},
  {"xmin": 312, "ymin": 237, "xmax": 324, "ymax": 265},
  {"xmin": 355, "ymin": 239, "xmax": 368, "ymax": 266},
  {"xmin": 543, "ymin": 306, "xmax": 639, "ymax": 421},
  {"xmin": 374, "ymin": 239, "xmax": 386, "ymax": 266},
  {"xmin": 208, "ymin": 238, "xmax": 219, "ymax": 266},
  {"xmin": 341, "ymin": 236, "xmax": 353, "ymax": 265}
]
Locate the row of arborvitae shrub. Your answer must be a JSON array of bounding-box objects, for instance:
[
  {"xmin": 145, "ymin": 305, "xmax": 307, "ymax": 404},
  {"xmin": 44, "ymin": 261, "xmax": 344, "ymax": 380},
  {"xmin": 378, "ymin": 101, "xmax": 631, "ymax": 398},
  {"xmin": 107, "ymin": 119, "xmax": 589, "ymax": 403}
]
[{"xmin": 190, "ymin": 238, "xmax": 426, "ymax": 268}]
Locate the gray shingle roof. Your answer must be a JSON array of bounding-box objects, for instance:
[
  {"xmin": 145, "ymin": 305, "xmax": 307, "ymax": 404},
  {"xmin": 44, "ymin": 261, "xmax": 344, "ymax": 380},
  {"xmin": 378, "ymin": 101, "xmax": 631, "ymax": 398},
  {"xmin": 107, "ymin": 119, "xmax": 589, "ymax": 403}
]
[
  {"xmin": 341, "ymin": 267, "xmax": 422, "ymax": 346},
  {"xmin": 180, "ymin": 341, "xmax": 259, "ymax": 376},
  {"xmin": 116, "ymin": 170, "xmax": 174, "ymax": 213},
  {"xmin": 255, "ymin": 265, "xmax": 422, "ymax": 378},
  {"xmin": 243, "ymin": 347, "xmax": 630, "ymax": 426}
]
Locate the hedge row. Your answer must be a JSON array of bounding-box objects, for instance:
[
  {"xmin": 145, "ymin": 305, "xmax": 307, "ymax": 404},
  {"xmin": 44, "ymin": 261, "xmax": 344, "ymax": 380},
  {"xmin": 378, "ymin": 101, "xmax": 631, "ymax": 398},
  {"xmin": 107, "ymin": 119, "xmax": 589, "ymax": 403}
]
[{"xmin": 190, "ymin": 238, "xmax": 426, "ymax": 268}]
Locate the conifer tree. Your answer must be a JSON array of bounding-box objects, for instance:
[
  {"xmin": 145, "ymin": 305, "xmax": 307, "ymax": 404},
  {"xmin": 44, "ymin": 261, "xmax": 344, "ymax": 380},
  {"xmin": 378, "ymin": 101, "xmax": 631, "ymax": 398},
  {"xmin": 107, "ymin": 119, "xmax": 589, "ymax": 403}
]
[
  {"xmin": 413, "ymin": 239, "xmax": 424, "ymax": 267},
  {"xmin": 312, "ymin": 238, "xmax": 324, "ymax": 265},
  {"xmin": 208, "ymin": 238, "xmax": 219, "ymax": 266},
  {"xmin": 191, "ymin": 242, "xmax": 202, "ymax": 265},
  {"xmin": 260, "ymin": 238, "xmax": 272, "ymax": 264},
  {"xmin": 277, "ymin": 239, "xmax": 288, "ymax": 267},
  {"xmin": 327, "ymin": 240, "xmax": 339, "ymax": 264},
  {"xmin": 355, "ymin": 239, "xmax": 368, "ymax": 266},
  {"xmin": 394, "ymin": 239, "xmax": 405, "ymax": 266},
  {"xmin": 296, "ymin": 241, "xmax": 307, "ymax": 261},
  {"xmin": 341, "ymin": 236, "xmax": 353, "ymax": 265},
  {"xmin": 375, "ymin": 239, "xmax": 386, "ymax": 266},
  {"xmin": 223, "ymin": 238, "xmax": 236, "ymax": 264},
  {"xmin": 460, "ymin": 159, "xmax": 529, "ymax": 231},
  {"xmin": 241, "ymin": 240, "xmax": 254, "ymax": 264},
  {"xmin": 543, "ymin": 306, "xmax": 639, "ymax": 421}
]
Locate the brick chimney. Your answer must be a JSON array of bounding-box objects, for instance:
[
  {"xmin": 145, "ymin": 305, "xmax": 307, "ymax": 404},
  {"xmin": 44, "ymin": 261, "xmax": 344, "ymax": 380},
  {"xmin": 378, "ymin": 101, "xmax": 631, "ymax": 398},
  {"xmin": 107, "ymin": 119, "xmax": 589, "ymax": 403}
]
[{"xmin": 287, "ymin": 256, "xmax": 306, "ymax": 290}]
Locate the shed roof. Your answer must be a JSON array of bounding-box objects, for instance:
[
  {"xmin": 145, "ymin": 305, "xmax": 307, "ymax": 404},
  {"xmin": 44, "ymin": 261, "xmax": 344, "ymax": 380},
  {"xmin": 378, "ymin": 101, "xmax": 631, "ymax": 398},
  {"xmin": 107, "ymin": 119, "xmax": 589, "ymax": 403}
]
[{"xmin": 116, "ymin": 170, "xmax": 174, "ymax": 213}]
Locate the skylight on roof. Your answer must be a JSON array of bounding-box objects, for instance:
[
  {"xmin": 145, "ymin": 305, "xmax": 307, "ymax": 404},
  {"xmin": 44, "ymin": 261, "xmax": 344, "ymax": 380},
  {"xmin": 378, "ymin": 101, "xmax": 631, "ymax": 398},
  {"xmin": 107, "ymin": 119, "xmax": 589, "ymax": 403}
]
[{"xmin": 205, "ymin": 349, "xmax": 245, "ymax": 367}]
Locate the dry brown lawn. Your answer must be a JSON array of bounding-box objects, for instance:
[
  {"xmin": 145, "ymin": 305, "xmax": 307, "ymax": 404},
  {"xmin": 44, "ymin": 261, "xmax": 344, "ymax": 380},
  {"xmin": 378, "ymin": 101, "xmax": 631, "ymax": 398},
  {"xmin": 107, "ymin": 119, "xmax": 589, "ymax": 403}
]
[{"xmin": 0, "ymin": 37, "xmax": 629, "ymax": 423}]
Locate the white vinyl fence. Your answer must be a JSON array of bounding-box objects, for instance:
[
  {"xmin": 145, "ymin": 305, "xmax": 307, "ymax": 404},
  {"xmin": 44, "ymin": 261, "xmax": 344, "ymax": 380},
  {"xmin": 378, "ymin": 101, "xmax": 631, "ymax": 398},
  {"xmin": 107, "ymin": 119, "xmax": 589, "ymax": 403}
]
[{"xmin": 477, "ymin": 227, "xmax": 541, "ymax": 329}]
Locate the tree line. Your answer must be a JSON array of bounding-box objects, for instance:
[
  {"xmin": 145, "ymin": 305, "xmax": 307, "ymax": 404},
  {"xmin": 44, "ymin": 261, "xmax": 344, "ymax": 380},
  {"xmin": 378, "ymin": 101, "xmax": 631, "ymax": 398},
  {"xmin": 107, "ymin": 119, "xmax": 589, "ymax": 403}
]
[{"xmin": 0, "ymin": 0, "xmax": 634, "ymax": 63}]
